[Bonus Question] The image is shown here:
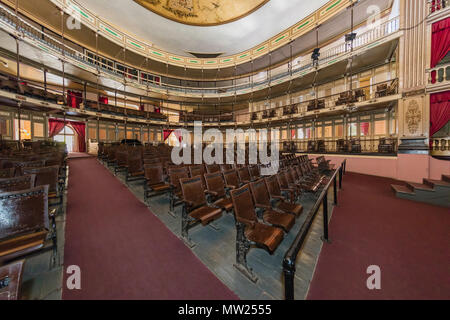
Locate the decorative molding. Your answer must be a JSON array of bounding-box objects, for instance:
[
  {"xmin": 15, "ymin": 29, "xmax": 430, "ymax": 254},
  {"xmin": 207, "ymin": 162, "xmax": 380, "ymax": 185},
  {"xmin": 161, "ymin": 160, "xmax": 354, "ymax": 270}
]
[
  {"xmin": 405, "ymin": 100, "xmax": 422, "ymax": 135},
  {"xmin": 48, "ymin": 0, "xmax": 350, "ymax": 69}
]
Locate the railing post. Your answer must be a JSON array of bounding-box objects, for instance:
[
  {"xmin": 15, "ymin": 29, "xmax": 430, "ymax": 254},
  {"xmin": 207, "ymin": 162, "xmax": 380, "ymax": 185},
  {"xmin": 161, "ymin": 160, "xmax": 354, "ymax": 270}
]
[
  {"xmin": 334, "ymin": 174, "xmax": 338, "ymax": 205},
  {"xmin": 321, "ymin": 192, "xmax": 330, "ymax": 243},
  {"xmin": 283, "ymin": 259, "xmax": 295, "ymax": 300},
  {"xmin": 339, "ymin": 166, "xmax": 343, "ymax": 189}
]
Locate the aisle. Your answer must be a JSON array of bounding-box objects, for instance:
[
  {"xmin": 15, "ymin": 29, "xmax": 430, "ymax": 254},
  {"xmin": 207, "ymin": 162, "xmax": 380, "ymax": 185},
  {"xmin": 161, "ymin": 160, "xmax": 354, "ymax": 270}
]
[
  {"xmin": 63, "ymin": 158, "xmax": 238, "ymax": 300},
  {"xmin": 307, "ymin": 173, "xmax": 450, "ymax": 300}
]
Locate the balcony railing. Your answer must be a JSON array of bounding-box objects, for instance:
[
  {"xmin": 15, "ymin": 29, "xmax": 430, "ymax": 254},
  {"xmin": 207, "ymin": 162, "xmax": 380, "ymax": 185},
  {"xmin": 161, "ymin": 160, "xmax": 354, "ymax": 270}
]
[
  {"xmin": 281, "ymin": 137, "xmax": 398, "ymax": 155},
  {"xmin": 428, "ymin": 63, "xmax": 450, "ymax": 85},
  {"xmin": 428, "ymin": 0, "xmax": 449, "ymax": 14},
  {"xmin": 431, "ymin": 137, "xmax": 450, "ymax": 158},
  {"xmin": 0, "ymin": 3, "xmax": 400, "ymax": 97}
]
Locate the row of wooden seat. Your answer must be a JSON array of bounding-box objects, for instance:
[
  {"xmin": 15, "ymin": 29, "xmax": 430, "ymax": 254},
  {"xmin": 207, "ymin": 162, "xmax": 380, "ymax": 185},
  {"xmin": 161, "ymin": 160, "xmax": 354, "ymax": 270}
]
[{"xmin": 0, "ymin": 144, "xmax": 67, "ymax": 300}]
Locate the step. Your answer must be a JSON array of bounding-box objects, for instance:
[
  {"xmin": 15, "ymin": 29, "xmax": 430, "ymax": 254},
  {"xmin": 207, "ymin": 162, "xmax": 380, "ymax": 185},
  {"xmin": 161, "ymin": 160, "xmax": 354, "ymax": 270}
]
[
  {"xmin": 391, "ymin": 184, "xmax": 415, "ymax": 195},
  {"xmin": 407, "ymin": 182, "xmax": 435, "ymax": 192},
  {"xmin": 443, "ymin": 175, "xmax": 450, "ymax": 183},
  {"xmin": 423, "ymin": 178, "xmax": 450, "ymax": 188}
]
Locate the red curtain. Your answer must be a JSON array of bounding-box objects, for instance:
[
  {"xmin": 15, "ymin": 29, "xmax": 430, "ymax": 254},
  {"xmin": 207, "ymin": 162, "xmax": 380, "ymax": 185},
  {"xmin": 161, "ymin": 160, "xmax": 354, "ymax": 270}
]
[
  {"xmin": 67, "ymin": 91, "xmax": 83, "ymax": 108},
  {"xmin": 430, "ymin": 91, "xmax": 450, "ymax": 138},
  {"xmin": 163, "ymin": 130, "xmax": 173, "ymax": 141},
  {"xmin": 48, "ymin": 119, "xmax": 66, "ymax": 138},
  {"xmin": 174, "ymin": 129, "xmax": 183, "ymax": 142},
  {"xmin": 48, "ymin": 119, "xmax": 86, "ymax": 152},
  {"xmin": 431, "ymin": 17, "xmax": 450, "ymax": 68},
  {"xmin": 155, "ymin": 107, "xmax": 161, "ymax": 114},
  {"xmin": 70, "ymin": 121, "xmax": 86, "ymax": 153},
  {"xmin": 99, "ymin": 96, "xmax": 109, "ymax": 105}
]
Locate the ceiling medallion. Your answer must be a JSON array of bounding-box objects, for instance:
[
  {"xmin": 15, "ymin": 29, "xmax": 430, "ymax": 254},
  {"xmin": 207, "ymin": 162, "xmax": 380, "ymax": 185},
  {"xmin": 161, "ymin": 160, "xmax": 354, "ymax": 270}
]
[{"xmin": 133, "ymin": 0, "xmax": 270, "ymax": 26}]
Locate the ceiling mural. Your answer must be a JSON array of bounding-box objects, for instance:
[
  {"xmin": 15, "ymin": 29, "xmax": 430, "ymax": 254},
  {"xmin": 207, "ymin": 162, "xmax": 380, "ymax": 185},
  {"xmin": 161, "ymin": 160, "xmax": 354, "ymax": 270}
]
[{"xmin": 133, "ymin": 0, "xmax": 270, "ymax": 26}]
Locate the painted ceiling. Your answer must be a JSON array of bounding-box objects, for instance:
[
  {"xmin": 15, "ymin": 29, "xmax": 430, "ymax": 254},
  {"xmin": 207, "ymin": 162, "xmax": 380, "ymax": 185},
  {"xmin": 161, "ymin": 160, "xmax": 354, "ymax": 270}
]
[
  {"xmin": 74, "ymin": 0, "xmax": 330, "ymax": 56},
  {"xmin": 133, "ymin": 0, "xmax": 270, "ymax": 26}
]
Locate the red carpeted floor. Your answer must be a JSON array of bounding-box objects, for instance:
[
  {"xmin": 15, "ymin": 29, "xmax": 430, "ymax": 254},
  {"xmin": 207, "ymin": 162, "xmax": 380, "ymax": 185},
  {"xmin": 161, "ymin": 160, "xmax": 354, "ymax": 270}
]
[
  {"xmin": 63, "ymin": 158, "xmax": 238, "ymax": 300},
  {"xmin": 307, "ymin": 172, "xmax": 450, "ymax": 300}
]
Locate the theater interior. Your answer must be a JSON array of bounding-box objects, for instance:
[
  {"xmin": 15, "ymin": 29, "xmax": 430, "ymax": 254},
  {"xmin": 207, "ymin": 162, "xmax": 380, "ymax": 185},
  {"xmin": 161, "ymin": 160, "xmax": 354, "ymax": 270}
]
[{"xmin": 0, "ymin": 0, "xmax": 448, "ymax": 301}]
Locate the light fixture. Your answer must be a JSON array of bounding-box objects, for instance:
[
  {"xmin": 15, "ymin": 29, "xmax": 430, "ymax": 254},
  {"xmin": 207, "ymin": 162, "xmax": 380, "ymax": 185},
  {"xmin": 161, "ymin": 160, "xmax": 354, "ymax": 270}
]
[{"xmin": 311, "ymin": 48, "xmax": 320, "ymax": 67}]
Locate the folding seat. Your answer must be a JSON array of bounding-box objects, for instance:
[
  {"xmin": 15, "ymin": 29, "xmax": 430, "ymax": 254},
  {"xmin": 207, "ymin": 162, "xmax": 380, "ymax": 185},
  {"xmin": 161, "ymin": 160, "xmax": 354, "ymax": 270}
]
[
  {"xmin": 188, "ymin": 164, "xmax": 207, "ymax": 189},
  {"xmin": 180, "ymin": 177, "xmax": 223, "ymax": 247},
  {"xmin": 125, "ymin": 152, "xmax": 145, "ymax": 183},
  {"xmin": 277, "ymin": 171, "xmax": 298, "ymax": 203},
  {"xmin": 0, "ymin": 259, "xmax": 25, "ymax": 300},
  {"xmin": 237, "ymin": 166, "xmax": 252, "ymax": 184},
  {"xmin": 249, "ymin": 165, "xmax": 261, "ymax": 180},
  {"xmin": 204, "ymin": 172, "xmax": 233, "ymax": 212},
  {"xmin": 114, "ymin": 148, "xmax": 129, "ymax": 175},
  {"xmin": 168, "ymin": 167, "xmax": 189, "ymax": 216},
  {"xmin": 143, "ymin": 163, "xmax": 171, "ymax": 203},
  {"xmin": 223, "ymin": 169, "xmax": 241, "ymax": 190},
  {"xmin": 206, "ymin": 164, "xmax": 221, "ymax": 174},
  {"xmin": 249, "ymin": 180, "xmax": 295, "ymax": 232},
  {"xmin": 0, "ymin": 168, "xmax": 14, "ymax": 179},
  {"xmin": 0, "ymin": 186, "xmax": 51, "ymax": 265},
  {"xmin": 230, "ymin": 185, "xmax": 285, "ymax": 282},
  {"xmin": 265, "ymin": 175, "xmax": 303, "ymax": 217},
  {"xmin": 0, "ymin": 174, "xmax": 36, "ymax": 193}
]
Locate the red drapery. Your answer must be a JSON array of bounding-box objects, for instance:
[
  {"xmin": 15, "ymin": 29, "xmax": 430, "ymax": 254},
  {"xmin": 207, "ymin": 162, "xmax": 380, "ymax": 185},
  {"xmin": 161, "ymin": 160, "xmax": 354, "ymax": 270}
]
[
  {"xmin": 67, "ymin": 91, "xmax": 83, "ymax": 108},
  {"xmin": 163, "ymin": 130, "xmax": 174, "ymax": 141},
  {"xmin": 48, "ymin": 119, "xmax": 66, "ymax": 138},
  {"xmin": 431, "ymin": 17, "xmax": 450, "ymax": 68},
  {"xmin": 70, "ymin": 121, "xmax": 86, "ymax": 153},
  {"xmin": 430, "ymin": 91, "xmax": 450, "ymax": 138},
  {"xmin": 99, "ymin": 96, "xmax": 109, "ymax": 105},
  {"xmin": 48, "ymin": 119, "xmax": 86, "ymax": 152},
  {"xmin": 174, "ymin": 129, "xmax": 183, "ymax": 142}
]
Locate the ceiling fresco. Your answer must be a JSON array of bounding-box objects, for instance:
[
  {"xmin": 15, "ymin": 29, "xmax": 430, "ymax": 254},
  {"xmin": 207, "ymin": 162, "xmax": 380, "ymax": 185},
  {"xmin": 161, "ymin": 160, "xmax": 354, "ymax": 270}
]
[{"xmin": 133, "ymin": 0, "xmax": 270, "ymax": 26}]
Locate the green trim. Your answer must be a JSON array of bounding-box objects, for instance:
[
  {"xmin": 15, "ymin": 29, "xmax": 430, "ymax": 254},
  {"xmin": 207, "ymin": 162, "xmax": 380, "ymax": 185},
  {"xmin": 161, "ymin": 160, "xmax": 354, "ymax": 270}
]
[
  {"xmin": 275, "ymin": 35, "xmax": 286, "ymax": 43},
  {"xmin": 103, "ymin": 26, "xmax": 120, "ymax": 38},
  {"xmin": 297, "ymin": 20, "xmax": 310, "ymax": 30},
  {"xmin": 129, "ymin": 41, "xmax": 143, "ymax": 49},
  {"xmin": 326, "ymin": 0, "xmax": 341, "ymax": 12},
  {"xmin": 170, "ymin": 57, "xmax": 182, "ymax": 61},
  {"xmin": 152, "ymin": 51, "xmax": 163, "ymax": 56},
  {"xmin": 189, "ymin": 60, "xmax": 199, "ymax": 63},
  {"xmin": 239, "ymin": 54, "xmax": 248, "ymax": 59},
  {"xmin": 256, "ymin": 46, "xmax": 266, "ymax": 52},
  {"xmin": 206, "ymin": 61, "xmax": 216, "ymax": 64},
  {"xmin": 222, "ymin": 59, "xmax": 232, "ymax": 62}
]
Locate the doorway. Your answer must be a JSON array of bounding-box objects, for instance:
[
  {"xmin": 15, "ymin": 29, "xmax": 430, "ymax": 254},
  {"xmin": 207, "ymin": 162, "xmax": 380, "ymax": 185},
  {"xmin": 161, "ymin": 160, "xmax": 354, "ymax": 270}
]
[{"xmin": 54, "ymin": 125, "xmax": 76, "ymax": 152}]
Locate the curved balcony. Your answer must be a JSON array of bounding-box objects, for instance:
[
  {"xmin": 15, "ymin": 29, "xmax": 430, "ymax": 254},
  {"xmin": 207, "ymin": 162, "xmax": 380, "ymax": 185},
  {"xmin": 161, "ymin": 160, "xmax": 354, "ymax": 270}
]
[{"xmin": 0, "ymin": 3, "xmax": 400, "ymax": 99}]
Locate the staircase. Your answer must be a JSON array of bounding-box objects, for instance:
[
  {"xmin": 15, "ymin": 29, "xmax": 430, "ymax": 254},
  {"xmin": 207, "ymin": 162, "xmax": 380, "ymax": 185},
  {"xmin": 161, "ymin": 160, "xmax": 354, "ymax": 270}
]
[{"xmin": 391, "ymin": 175, "xmax": 450, "ymax": 208}]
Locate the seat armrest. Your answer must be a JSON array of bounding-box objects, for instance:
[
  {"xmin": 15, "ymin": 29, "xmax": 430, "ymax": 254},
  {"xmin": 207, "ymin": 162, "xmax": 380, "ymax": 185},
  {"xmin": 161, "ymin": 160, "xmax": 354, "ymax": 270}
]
[
  {"xmin": 225, "ymin": 185, "xmax": 236, "ymax": 190},
  {"xmin": 271, "ymin": 195, "xmax": 285, "ymax": 200},
  {"xmin": 205, "ymin": 190, "xmax": 219, "ymax": 196}
]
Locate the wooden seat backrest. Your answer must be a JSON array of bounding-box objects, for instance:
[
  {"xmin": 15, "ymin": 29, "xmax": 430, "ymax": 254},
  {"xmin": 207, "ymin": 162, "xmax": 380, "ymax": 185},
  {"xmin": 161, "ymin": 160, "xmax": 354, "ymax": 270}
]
[
  {"xmin": 205, "ymin": 172, "xmax": 226, "ymax": 198},
  {"xmin": 223, "ymin": 170, "xmax": 240, "ymax": 187},
  {"xmin": 168, "ymin": 167, "xmax": 189, "ymax": 193},
  {"xmin": 0, "ymin": 175, "xmax": 36, "ymax": 193},
  {"xmin": 144, "ymin": 163, "xmax": 165, "ymax": 185},
  {"xmin": 249, "ymin": 179, "xmax": 271, "ymax": 207},
  {"xmin": 0, "ymin": 259, "xmax": 25, "ymax": 300},
  {"xmin": 22, "ymin": 166, "xmax": 59, "ymax": 194},
  {"xmin": 237, "ymin": 166, "xmax": 251, "ymax": 182},
  {"xmin": 180, "ymin": 177, "xmax": 207, "ymax": 209},
  {"xmin": 0, "ymin": 185, "xmax": 49, "ymax": 240},
  {"xmin": 230, "ymin": 185, "xmax": 258, "ymax": 227}
]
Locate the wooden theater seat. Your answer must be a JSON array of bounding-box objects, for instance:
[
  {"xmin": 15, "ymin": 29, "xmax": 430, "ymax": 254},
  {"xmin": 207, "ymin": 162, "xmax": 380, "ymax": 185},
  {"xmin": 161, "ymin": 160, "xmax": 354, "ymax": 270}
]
[
  {"xmin": 143, "ymin": 163, "xmax": 170, "ymax": 202},
  {"xmin": 204, "ymin": 172, "xmax": 233, "ymax": 212},
  {"xmin": 188, "ymin": 164, "xmax": 207, "ymax": 189},
  {"xmin": 230, "ymin": 185, "xmax": 284, "ymax": 282},
  {"xmin": 265, "ymin": 175, "xmax": 303, "ymax": 217},
  {"xmin": 0, "ymin": 175, "xmax": 36, "ymax": 193},
  {"xmin": 125, "ymin": 152, "xmax": 145, "ymax": 183},
  {"xmin": 277, "ymin": 171, "xmax": 298, "ymax": 203},
  {"xmin": 249, "ymin": 180, "xmax": 295, "ymax": 232},
  {"xmin": 0, "ymin": 260, "xmax": 25, "ymax": 300},
  {"xmin": 206, "ymin": 164, "xmax": 221, "ymax": 174},
  {"xmin": 180, "ymin": 177, "xmax": 223, "ymax": 247},
  {"xmin": 249, "ymin": 165, "xmax": 261, "ymax": 181},
  {"xmin": 0, "ymin": 186, "xmax": 50, "ymax": 265},
  {"xmin": 237, "ymin": 166, "xmax": 252, "ymax": 184},
  {"xmin": 168, "ymin": 167, "xmax": 189, "ymax": 216},
  {"xmin": 223, "ymin": 170, "xmax": 241, "ymax": 190}
]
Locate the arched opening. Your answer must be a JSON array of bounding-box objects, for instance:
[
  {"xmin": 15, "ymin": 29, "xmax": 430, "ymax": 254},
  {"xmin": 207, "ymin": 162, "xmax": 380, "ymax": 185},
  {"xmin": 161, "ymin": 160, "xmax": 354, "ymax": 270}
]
[{"xmin": 53, "ymin": 125, "xmax": 77, "ymax": 152}]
